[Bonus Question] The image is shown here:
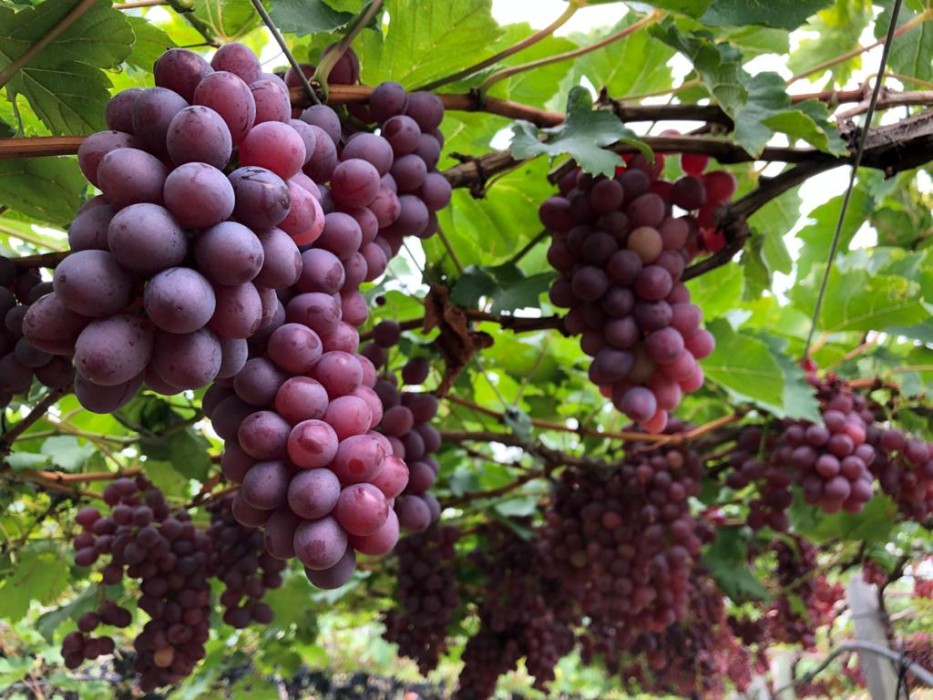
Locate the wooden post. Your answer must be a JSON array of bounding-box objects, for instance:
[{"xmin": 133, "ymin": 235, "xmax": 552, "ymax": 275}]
[
  {"xmin": 771, "ymin": 649, "xmax": 796, "ymax": 700},
  {"xmin": 846, "ymin": 572, "xmax": 899, "ymax": 699}
]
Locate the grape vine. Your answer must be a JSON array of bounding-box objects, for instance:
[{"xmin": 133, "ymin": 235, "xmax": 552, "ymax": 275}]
[{"xmin": 0, "ymin": 2, "xmax": 931, "ymax": 698}]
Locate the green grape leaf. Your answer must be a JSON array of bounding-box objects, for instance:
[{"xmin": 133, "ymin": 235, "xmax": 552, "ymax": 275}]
[
  {"xmin": 36, "ymin": 586, "xmax": 98, "ymax": 642},
  {"xmin": 323, "ymin": 0, "xmax": 365, "ymax": 11},
  {"xmin": 0, "ymin": 550, "xmax": 71, "ymax": 622},
  {"xmin": 751, "ymin": 332, "xmax": 822, "ymax": 422},
  {"xmin": 793, "ymin": 268, "xmax": 931, "ymax": 335},
  {"xmin": 652, "ymin": 23, "xmax": 844, "ymax": 156},
  {"xmin": 450, "ymin": 263, "xmax": 553, "ymax": 314},
  {"xmin": 0, "ymin": 0, "xmax": 134, "ymax": 134},
  {"xmin": 484, "ymin": 27, "xmax": 577, "ymax": 108},
  {"xmin": 651, "ymin": 22, "xmax": 748, "ymax": 120},
  {"xmin": 357, "ymin": 0, "xmax": 502, "ymax": 88},
  {"xmin": 788, "ymin": 0, "xmax": 874, "ymax": 86},
  {"xmin": 702, "ymin": 319, "xmax": 786, "ymax": 411},
  {"xmin": 704, "ymin": 527, "xmax": 770, "ymax": 602},
  {"xmin": 0, "ymin": 657, "xmax": 33, "ymax": 688},
  {"xmin": 795, "ymin": 185, "xmax": 876, "ymax": 279},
  {"xmin": 494, "ymin": 493, "xmax": 543, "ymax": 517},
  {"xmin": 40, "ymin": 436, "xmax": 95, "ymax": 472},
  {"xmin": 140, "ymin": 459, "xmax": 191, "ymax": 499},
  {"xmin": 743, "ymin": 185, "xmax": 800, "ymax": 298},
  {"xmin": 588, "ymin": 0, "xmax": 713, "ymax": 15},
  {"xmin": 124, "ymin": 15, "xmax": 176, "ymax": 71},
  {"xmin": 565, "ymin": 16, "xmax": 678, "ymax": 98},
  {"xmin": 268, "ymin": 0, "xmax": 355, "ymax": 36},
  {"xmin": 140, "ymin": 429, "xmax": 212, "ymax": 482},
  {"xmin": 428, "ymin": 158, "xmax": 554, "ymax": 269},
  {"xmin": 510, "ymin": 86, "xmax": 644, "ymax": 176},
  {"xmin": 701, "ymin": 0, "xmax": 833, "ymax": 30},
  {"xmin": 762, "ymin": 98, "xmax": 847, "ymax": 155},
  {"xmin": 809, "ymin": 495, "xmax": 898, "ymax": 544},
  {"xmin": 876, "ymin": 2, "xmax": 933, "ymax": 82},
  {"xmin": 686, "ymin": 262, "xmax": 743, "ymax": 320},
  {"xmin": 5, "ymin": 451, "xmax": 53, "ymax": 470},
  {"xmin": 189, "ymin": 0, "xmax": 260, "ymax": 40}
]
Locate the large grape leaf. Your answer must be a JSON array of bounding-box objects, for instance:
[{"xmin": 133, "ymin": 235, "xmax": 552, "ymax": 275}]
[
  {"xmin": 0, "ymin": 157, "xmax": 86, "ymax": 227},
  {"xmin": 0, "ymin": 548, "xmax": 71, "ymax": 623},
  {"xmin": 701, "ymin": 0, "xmax": 833, "ymax": 30},
  {"xmin": 805, "ymin": 494, "xmax": 898, "ymax": 544},
  {"xmin": 356, "ymin": 0, "xmax": 502, "ymax": 88},
  {"xmin": 704, "ymin": 527, "xmax": 770, "ymax": 602},
  {"xmin": 686, "ymin": 262, "xmax": 743, "ymax": 319},
  {"xmin": 650, "ymin": 22, "xmax": 748, "ymax": 121},
  {"xmin": 124, "ymin": 15, "xmax": 176, "ymax": 72},
  {"xmin": 323, "ymin": 0, "xmax": 366, "ymax": 11},
  {"xmin": 588, "ymin": 0, "xmax": 714, "ymax": 15},
  {"xmin": 751, "ymin": 332, "xmax": 822, "ymax": 422},
  {"xmin": 268, "ymin": 0, "xmax": 355, "ymax": 36},
  {"xmin": 140, "ymin": 430, "xmax": 211, "ymax": 482},
  {"xmin": 427, "ymin": 158, "xmax": 555, "ymax": 269},
  {"xmin": 484, "ymin": 27, "xmax": 578, "ymax": 109},
  {"xmin": 717, "ymin": 24, "xmax": 790, "ymax": 58},
  {"xmin": 702, "ymin": 319, "xmax": 788, "ymax": 412},
  {"xmin": 876, "ymin": 1, "xmax": 933, "ymax": 82},
  {"xmin": 189, "ymin": 0, "xmax": 260, "ymax": 40},
  {"xmin": 565, "ymin": 16, "xmax": 678, "ymax": 99},
  {"xmin": 35, "ymin": 586, "xmax": 98, "ymax": 642},
  {"xmin": 788, "ymin": 0, "xmax": 874, "ymax": 86},
  {"xmin": 449, "ymin": 263, "xmax": 554, "ymax": 314},
  {"xmin": 794, "ymin": 184, "xmax": 876, "ymax": 279},
  {"xmin": 39, "ymin": 436, "xmax": 95, "ymax": 472},
  {"xmin": 792, "ymin": 267, "xmax": 931, "ymax": 335},
  {"xmin": 0, "ymin": 0, "xmax": 134, "ymax": 135},
  {"xmin": 743, "ymin": 184, "xmax": 800, "ymax": 298},
  {"xmin": 652, "ymin": 22, "xmax": 846, "ymax": 156},
  {"xmin": 510, "ymin": 86, "xmax": 643, "ymax": 177}
]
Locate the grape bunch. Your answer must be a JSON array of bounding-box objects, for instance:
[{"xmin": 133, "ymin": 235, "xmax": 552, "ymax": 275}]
[
  {"xmin": 381, "ymin": 526, "xmax": 460, "ymax": 674},
  {"xmin": 860, "ymin": 558, "xmax": 889, "ymax": 587},
  {"xmin": 540, "ymin": 428, "xmax": 707, "ymax": 655},
  {"xmin": 767, "ymin": 536, "xmax": 843, "ymax": 648},
  {"xmin": 916, "ymin": 578, "xmax": 933, "ymax": 598},
  {"xmin": 606, "ymin": 576, "xmax": 754, "ymax": 698},
  {"xmin": 25, "ymin": 43, "xmax": 324, "ymax": 413},
  {"xmin": 867, "ymin": 426, "xmax": 933, "ymax": 521},
  {"xmin": 0, "ymin": 257, "xmax": 73, "ymax": 404},
  {"xmin": 788, "ymin": 374, "xmax": 877, "ymax": 514},
  {"xmin": 539, "ymin": 154, "xmax": 729, "ymax": 432},
  {"xmin": 724, "ymin": 373, "xmax": 878, "ymax": 529},
  {"xmin": 205, "ymin": 495, "xmax": 286, "ymax": 628},
  {"xmin": 61, "ymin": 600, "xmax": 130, "ymax": 671},
  {"xmin": 201, "ymin": 61, "xmax": 452, "ymax": 589},
  {"xmin": 362, "ymin": 320, "xmax": 443, "ymax": 532},
  {"xmin": 65, "ymin": 477, "xmax": 213, "ymax": 691},
  {"xmin": 900, "ymin": 633, "xmax": 933, "ymax": 691},
  {"xmin": 728, "ymin": 614, "xmax": 770, "ymax": 649},
  {"xmin": 455, "ymin": 524, "xmax": 576, "ymax": 700},
  {"xmin": 724, "ymin": 426, "xmax": 794, "ymax": 531}
]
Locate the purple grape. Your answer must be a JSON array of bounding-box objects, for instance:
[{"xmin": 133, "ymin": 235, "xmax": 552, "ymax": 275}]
[
  {"xmin": 193, "ymin": 70, "xmax": 257, "ymax": 145},
  {"xmin": 286, "ymin": 468, "xmax": 340, "ymax": 520},
  {"xmin": 194, "ymin": 221, "xmax": 265, "ymax": 286},
  {"xmin": 293, "ymin": 516, "xmax": 348, "ymax": 570},
  {"xmin": 144, "ymin": 267, "xmax": 216, "ymax": 334},
  {"xmin": 74, "ymin": 314, "xmax": 154, "ymax": 387},
  {"xmin": 166, "ymin": 105, "xmax": 232, "ymax": 169},
  {"xmin": 107, "ymin": 203, "xmax": 188, "ymax": 276}
]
